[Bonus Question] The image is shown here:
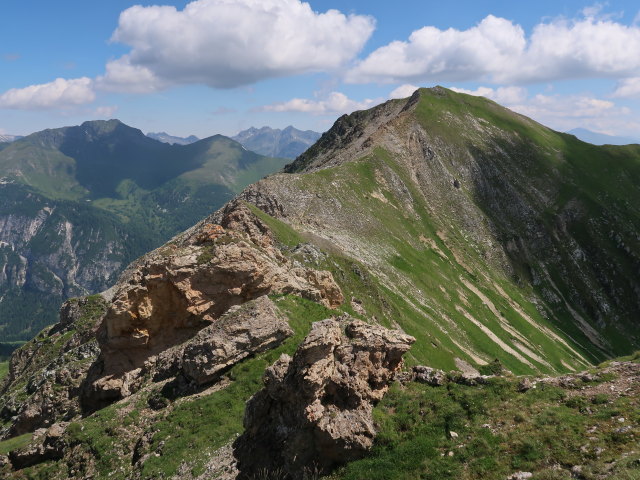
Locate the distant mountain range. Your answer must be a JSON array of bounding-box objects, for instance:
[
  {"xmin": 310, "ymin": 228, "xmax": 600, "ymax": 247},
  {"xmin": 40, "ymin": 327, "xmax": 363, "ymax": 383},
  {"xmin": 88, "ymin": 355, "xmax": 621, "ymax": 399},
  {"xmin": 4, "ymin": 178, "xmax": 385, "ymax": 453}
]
[
  {"xmin": 567, "ymin": 127, "xmax": 639, "ymax": 146},
  {"xmin": 0, "ymin": 119, "xmax": 288, "ymax": 341},
  {"xmin": 148, "ymin": 126, "xmax": 322, "ymax": 159},
  {"xmin": 233, "ymin": 125, "xmax": 321, "ymax": 159},
  {"xmin": 146, "ymin": 131, "xmax": 200, "ymax": 145}
]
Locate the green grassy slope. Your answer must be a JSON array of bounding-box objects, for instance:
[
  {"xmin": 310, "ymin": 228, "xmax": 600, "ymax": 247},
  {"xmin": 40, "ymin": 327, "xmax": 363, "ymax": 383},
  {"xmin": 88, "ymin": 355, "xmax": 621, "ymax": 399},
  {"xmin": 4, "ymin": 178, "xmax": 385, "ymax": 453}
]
[
  {"xmin": 243, "ymin": 87, "xmax": 640, "ymax": 374},
  {"xmin": 4, "ymin": 295, "xmax": 638, "ymax": 479}
]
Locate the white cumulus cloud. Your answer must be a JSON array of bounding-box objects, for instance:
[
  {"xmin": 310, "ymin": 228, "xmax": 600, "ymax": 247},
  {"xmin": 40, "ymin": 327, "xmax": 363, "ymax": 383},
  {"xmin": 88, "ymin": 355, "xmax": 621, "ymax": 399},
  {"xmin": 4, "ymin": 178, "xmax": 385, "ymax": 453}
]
[
  {"xmin": 389, "ymin": 84, "xmax": 420, "ymax": 99},
  {"xmin": 259, "ymin": 91, "xmax": 381, "ymax": 115},
  {"xmin": 96, "ymin": 56, "xmax": 166, "ymax": 93},
  {"xmin": 101, "ymin": 0, "xmax": 375, "ymax": 91},
  {"xmin": 347, "ymin": 13, "xmax": 640, "ymax": 85},
  {"xmin": 450, "ymin": 86, "xmax": 527, "ymax": 105},
  {"xmin": 0, "ymin": 77, "xmax": 95, "ymax": 110}
]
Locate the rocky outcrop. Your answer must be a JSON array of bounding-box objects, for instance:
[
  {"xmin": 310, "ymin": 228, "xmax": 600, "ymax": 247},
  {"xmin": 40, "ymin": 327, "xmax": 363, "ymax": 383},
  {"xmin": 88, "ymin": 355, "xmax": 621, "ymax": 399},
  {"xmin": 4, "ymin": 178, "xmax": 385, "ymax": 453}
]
[
  {"xmin": 82, "ymin": 296, "xmax": 293, "ymax": 409},
  {"xmin": 8, "ymin": 422, "xmax": 67, "ymax": 470},
  {"xmin": 234, "ymin": 316, "xmax": 415, "ymax": 479},
  {"xmin": 412, "ymin": 365, "xmax": 447, "ymax": 386},
  {"xmin": 81, "ymin": 202, "xmax": 342, "ymax": 409},
  {"xmin": 179, "ymin": 296, "xmax": 293, "ymax": 385}
]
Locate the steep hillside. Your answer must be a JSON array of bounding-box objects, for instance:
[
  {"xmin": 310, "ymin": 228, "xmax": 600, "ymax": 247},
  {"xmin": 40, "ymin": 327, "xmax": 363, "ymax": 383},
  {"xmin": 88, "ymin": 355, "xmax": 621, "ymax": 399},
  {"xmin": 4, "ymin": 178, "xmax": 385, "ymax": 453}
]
[
  {"xmin": 0, "ymin": 120, "xmax": 289, "ymax": 341},
  {"xmin": 233, "ymin": 125, "xmax": 321, "ymax": 159},
  {"xmin": 254, "ymin": 87, "xmax": 640, "ymax": 371}
]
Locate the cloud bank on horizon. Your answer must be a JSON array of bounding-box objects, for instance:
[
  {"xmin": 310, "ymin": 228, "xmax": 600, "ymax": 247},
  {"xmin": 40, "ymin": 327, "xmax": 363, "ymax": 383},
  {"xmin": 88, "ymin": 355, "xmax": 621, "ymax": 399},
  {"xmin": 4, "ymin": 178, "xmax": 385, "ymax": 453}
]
[{"xmin": 1, "ymin": 0, "xmax": 640, "ymax": 138}]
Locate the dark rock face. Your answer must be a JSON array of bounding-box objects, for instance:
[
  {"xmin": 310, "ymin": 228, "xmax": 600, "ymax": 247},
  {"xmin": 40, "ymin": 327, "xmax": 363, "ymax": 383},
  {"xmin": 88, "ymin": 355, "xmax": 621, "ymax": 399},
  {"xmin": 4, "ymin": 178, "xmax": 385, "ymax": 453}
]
[{"xmin": 234, "ymin": 317, "xmax": 414, "ymax": 479}]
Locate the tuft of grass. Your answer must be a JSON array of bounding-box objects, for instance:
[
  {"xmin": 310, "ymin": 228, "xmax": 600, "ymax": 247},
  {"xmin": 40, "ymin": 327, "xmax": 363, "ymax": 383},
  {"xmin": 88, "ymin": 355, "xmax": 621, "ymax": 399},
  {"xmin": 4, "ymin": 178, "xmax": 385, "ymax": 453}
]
[{"xmin": 0, "ymin": 432, "xmax": 33, "ymax": 455}]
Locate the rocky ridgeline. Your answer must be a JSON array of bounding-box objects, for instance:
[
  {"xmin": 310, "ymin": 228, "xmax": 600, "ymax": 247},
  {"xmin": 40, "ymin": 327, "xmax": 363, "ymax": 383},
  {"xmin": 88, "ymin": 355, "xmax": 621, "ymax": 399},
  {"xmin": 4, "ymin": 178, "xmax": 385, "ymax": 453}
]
[{"xmin": 81, "ymin": 200, "xmax": 342, "ymax": 409}]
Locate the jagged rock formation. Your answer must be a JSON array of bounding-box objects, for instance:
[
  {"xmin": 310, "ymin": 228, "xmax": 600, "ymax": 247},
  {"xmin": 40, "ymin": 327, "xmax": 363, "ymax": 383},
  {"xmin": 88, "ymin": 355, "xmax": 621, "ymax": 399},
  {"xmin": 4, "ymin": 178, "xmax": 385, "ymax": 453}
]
[
  {"xmin": 81, "ymin": 201, "xmax": 342, "ymax": 409},
  {"xmin": 235, "ymin": 317, "xmax": 415, "ymax": 479},
  {"xmin": 81, "ymin": 296, "xmax": 294, "ymax": 410}
]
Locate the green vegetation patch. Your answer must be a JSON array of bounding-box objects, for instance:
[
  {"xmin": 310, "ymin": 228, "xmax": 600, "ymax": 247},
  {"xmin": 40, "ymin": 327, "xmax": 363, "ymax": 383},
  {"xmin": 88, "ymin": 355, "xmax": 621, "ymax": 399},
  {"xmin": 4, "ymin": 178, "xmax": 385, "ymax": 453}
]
[
  {"xmin": 0, "ymin": 432, "xmax": 33, "ymax": 455},
  {"xmin": 245, "ymin": 202, "xmax": 304, "ymax": 247}
]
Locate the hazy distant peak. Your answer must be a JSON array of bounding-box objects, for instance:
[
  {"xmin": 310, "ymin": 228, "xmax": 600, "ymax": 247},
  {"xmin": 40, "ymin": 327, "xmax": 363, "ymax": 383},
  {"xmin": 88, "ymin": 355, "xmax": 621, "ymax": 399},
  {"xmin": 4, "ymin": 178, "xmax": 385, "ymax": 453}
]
[
  {"xmin": 147, "ymin": 131, "xmax": 200, "ymax": 145},
  {"xmin": 232, "ymin": 125, "xmax": 321, "ymax": 159},
  {"xmin": 0, "ymin": 134, "xmax": 23, "ymax": 143},
  {"xmin": 567, "ymin": 127, "xmax": 638, "ymax": 146}
]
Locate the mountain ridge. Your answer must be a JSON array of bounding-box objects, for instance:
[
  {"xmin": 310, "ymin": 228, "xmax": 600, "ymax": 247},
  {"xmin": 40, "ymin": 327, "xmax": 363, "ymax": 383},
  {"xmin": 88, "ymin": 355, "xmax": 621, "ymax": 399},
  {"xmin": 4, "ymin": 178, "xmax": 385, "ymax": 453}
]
[
  {"xmin": 1, "ymin": 87, "xmax": 640, "ymax": 478},
  {"xmin": 232, "ymin": 125, "xmax": 321, "ymax": 159},
  {"xmin": 146, "ymin": 131, "xmax": 200, "ymax": 145}
]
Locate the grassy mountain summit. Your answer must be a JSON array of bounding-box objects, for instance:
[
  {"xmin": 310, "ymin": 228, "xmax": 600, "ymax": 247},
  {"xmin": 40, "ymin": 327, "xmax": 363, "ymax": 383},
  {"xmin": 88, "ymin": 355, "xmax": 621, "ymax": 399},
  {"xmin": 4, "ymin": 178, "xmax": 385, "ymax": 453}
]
[
  {"xmin": 0, "ymin": 120, "xmax": 289, "ymax": 341},
  {"xmin": 249, "ymin": 86, "xmax": 640, "ymax": 371},
  {"xmin": 0, "ymin": 120, "xmax": 283, "ymax": 201}
]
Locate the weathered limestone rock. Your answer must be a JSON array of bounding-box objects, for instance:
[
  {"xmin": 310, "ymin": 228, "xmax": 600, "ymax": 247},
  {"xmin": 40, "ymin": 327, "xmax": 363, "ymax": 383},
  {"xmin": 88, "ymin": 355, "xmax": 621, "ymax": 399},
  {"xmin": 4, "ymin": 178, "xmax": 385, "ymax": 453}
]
[
  {"xmin": 180, "ymin": 296, "xmax": 293, "ymax": 385},
  {"xmin": 82, "ymin": 296, "xmax": 293, "ymax": 410},
  {"xmin": 234, "ymin": 316, "xmax": 415, "ymax": 479}
]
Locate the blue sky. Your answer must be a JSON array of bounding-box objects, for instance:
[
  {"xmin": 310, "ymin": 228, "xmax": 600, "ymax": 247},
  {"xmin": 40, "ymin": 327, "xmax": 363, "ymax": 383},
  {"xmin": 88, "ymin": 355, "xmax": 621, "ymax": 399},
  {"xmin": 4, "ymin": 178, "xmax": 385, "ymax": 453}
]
[{"xmin": 1, "ymin": 0, "xmax": 640, "ymax": 140}]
